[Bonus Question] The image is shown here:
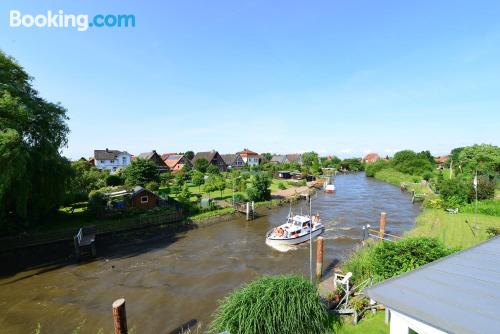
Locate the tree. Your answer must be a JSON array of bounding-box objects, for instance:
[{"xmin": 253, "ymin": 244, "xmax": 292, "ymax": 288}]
[
  {"xmin": 207, "ymin": 164, "xmax": 220, "ymax": 175},
  {"xmin": 177, "ymin": 184, "xmax": 192, "ymax": 205},
  {"xmin": 124, "ymin": 158, "xmax": 159, "ymax": 186},
  {"xmin": 191, "ymin": 170, "xmax": 205, "ymax": 191},
  {"xmin": 106, "ymin": 174, "xmax": 124, "ymax": 186},
  {"xmin": 458, "ymin": 144, "xmax": 500, "ymax": 175},
  {"xmin": 159, "ymin": 172, "xmax": 173, "ymax": 185},
  {"xmin": 194, "ymin": 158, "xmax": 209, "ymax": 173},
  {"xmin": 204, "ymin": 175, "xmax": 225, "ymax": 198},
  {"xmin": 246, "ymin": 174, "xmax": 271, "ymax": 201},
  {"xmin": 0, "ymin": 51, "xmax": 72, "ymax": 228},
  {"xmin": 261, "ymin": 153, "xmax": 273, "ymax": 162},
  {"xmin": 301, "ymin": 151, "xmax": 319, "ymax": 167},
  {"xmin": 184, "ymin": 150, "xmax": 195, "ymax": 161}
]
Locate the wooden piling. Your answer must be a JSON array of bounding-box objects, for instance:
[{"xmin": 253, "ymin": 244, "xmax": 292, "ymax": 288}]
[
  {"xmin": 316, "ymin": 236, "xmax": 324, "ymax": 280},
  {"xmin": 246, "ymin": 202, "xmax": 250, "ymax": 220},
  {"xmin": 112, "ymin": 298, "xmax": 128, "ymax": 334},
  {"xmin": 379, "ymin": 212, "xmax": 386, "ymax": 240}
]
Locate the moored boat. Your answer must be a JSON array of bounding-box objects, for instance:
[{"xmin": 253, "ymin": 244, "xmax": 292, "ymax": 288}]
[{"xmin": 324, "ymin": 175, "xmax": 336, "ymax": 193}]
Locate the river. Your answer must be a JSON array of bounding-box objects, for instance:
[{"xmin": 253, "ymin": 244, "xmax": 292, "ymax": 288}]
[{"xmin": 0, "ymin": 173, "xmax": 420, "ymax": 333}]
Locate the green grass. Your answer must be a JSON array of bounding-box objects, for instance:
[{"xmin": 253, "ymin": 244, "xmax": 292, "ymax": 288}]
[
  {"xmin": 374, "ymin": 168, "xmax": 432, "ymax": 194},
  {"xmin": 187, "ymin": 207, "xmax": 236, "ymax": 220},
  {"xmin": 460, "ymin": 199, "xmax": 500, "ymax": 217},
  {"xmin": 337, "ymin": 312, "xmax": 388, "ymax": 334},
  {"xmin": 408, "ymin": 208, "xmax": 500, "ymax": 249}
]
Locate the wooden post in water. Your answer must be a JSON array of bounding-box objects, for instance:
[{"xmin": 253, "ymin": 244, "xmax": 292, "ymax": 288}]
[
  {"xmin": 316, "ymin": 236, "xmax": 324, "ymax": 280},
  {"xmin": 112, "ymin": 298, "xmax": 128, "ymax": 334},
  {"xmin": 379, "ymin": 212, "xmax": 386, "ymax": 240},
  {"xmin": 246, "ymin": 202, "xmax": 250, "ymax": 220}
]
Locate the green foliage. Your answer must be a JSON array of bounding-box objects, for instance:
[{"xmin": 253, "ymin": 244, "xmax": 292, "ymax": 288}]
[
  {"xmin": 371, "ymin": 237, "xmax": 454, "ymax": 280},
  {"xmin": 365, "ymin": 160, "xmax": 389, "ymax": 177},
  {"xmin": 206, "ymin": 164, "xmax": 220, "ymax": 175},
  {"xmin": 460, "ymin": 200, "xmax": 500, "ymax": 216},
  {"xmin": 203, "ymin": 175, "xmax": 226, "ymax": 197},
  {"xmin": 277, "ymin": 181, "xmax": 286, "ymax": 190},
  {"xmin": 391, "ymin": 150, "xmax": 433, "ymax": 176},
  {"xmin": 191, "ymin": 170, "xmax": 205, "ymax": 191},
  {"xmin": 246, "ymin": 174, "xmax": 271, "ymax": 202},
  {"xmin": 87, "ymin": 191, "xmax": 107, "ymax": 217},
  {"xmin": 208, "ymin": 275, "xmax": 328, "ymax": 334},
  {"xmin": 124, "ymin": 158, "xmax": 159, "ymax": 186},
  {"xmin": 470, "ymin": 175, "xmax": 495, "ymax": 201},
  {"xmin": 422, "ymin": 171, "xmax": 433, "ymax": 181},
  {"xmin": 177, "ymin": 184, "xmax": 192, "ymax": 204},
  {"xmin": 422, "ymin": 195, "xmax": 444, "ymax": 209},
  {"xmin": 194, "ymin": 158, "xmax": 209, "ymax": 173},
  {"xmin": 343, "ymin": 237, "xmax": 454, "ymax": 284},
  {"xmin": 0, "ymin": 51, "xmax": 71, "ymax": 228},
  {"xmin": 301, "ymin": 151, "xmax": 319, "ymax": 167},
  {"xmin": 458, "ymin": 144, "xmax": 500, "ymax": 175},
  {"xmin": 106, "ymin": 174, "xmax": 124, "ymax": 186},
  {"xmin": 145, "ymin": 181, "xmax": 159, "ymax": 192},
  {"xmin": 437, "ymin": 177, "xmax": 469, "ymax": 207},
  {"xmin": 159, "ymin": 172, "xmax": 173, "ymax": 185},
  {"xmin": 341, "ymin": 158, "xmax": 364, "ymax": 171}
]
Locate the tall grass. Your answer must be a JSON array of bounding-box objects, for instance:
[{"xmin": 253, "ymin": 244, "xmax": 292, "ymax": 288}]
[
  {"xmin": 459, "ymin": 199, "xmax": 500, "ymax": 217},
  {"xmin": 208, "ymin": 275, "xmax": 328, "ymax": 334}
]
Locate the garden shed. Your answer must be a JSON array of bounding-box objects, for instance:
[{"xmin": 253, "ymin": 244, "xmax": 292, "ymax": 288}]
[{"xmin": 365, "ymin": 236, "xmax": 500, "ymax": 334}]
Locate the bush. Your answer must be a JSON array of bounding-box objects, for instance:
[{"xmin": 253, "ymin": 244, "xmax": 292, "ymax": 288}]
[
  {"xmin": 106, "ymin": 174, "xmax": 124, "ymax": 186},
  {"xmin": 87, "ymin": 191, "xmax": 107, "ymax": 217},
  {"xmin": 277, "ymin": 181, "xmax": 286, "ymax": 190},
  {"xmin": 246, "ymin": 174, "xmax": 271, "ymax": 202},
  {"xmin": 208, "ymin": 275, "xmax": 327, "ymax": 334},
  {"xmin": 437, "ymin": 178, "xmax": 469, "ymax": 207},
  {"xmin": 365, "ymin": 160, "xmax": 389, "ymax": 177},
  {"xmin": 469, "ymin": 176, "xmax": 495, "ymax": 201},
  {"xmin": 145, "ymin": 181, "xmax": 159, "ymax": 192},
  {"xmin": 422, "ymin": 195, "xmax": 444, "ymax": 209},
  {"xmin": 371, "ymin": 237, "xmax": 454, "ymax": 280},
  {"xmin": 422, "ymin": 171, "xmax": 433, "ymax": 181}
]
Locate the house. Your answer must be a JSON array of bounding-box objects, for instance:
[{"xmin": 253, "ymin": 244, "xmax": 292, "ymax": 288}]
[
  {"xmin": 362, "ymin": 152, "xmax": 380, "ymax": 164},
  {"xmin": 286, "ymin": 154, "xmax": 302, "ymax": 164},
  {"xmin": 221, "ymin": 154, "xmax": 245, "ymax": 169},
  {"xmin": 365, "ymin": 236, "xmax": 500, "ymax": 334},
  {"xmin": 435, "ymin": 155, "xmax": 449, "ymax": 170},
  {"xmin": 129, "ymin": 186, "xmax": 160, "ymax": 209},
  {"xmin": 138, "ymin": 150, "xmax": 169, "ymax": 173},
  {"xmin": 94, "ymin": 149, "xmax": 132, "ymax": 171},
  {"xmin": 270, "ymin": 155, "xmax": 288, "ymax": 164},
  {"xmin": 192, "ymin": 150, "xmax": 227, "ymax": 172},
  {"xmin": 238, "ymin": 148, "xmax": 260, "ymax": 167},
  {"xmin": 163, "ymin": 154, "xmax": 192, "ymax": 173}
]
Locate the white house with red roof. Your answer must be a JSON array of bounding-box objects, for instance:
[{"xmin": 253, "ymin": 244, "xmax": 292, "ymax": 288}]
[{"xmin": 238, "ymin": 148, "xmax": 260, "ymax": 167}]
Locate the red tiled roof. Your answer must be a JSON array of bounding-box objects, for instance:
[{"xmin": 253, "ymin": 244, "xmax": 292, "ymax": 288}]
[
  {"xmin": 363, "ymin": 153, "xmax": 380, "ymax": 162},
  {"xmin": 238, "ymin": 148, "xmax": 259, "ymax": 157},
  {"xmin": 435, "ymin": 156, "xmax": 449, "ymax": 163}
]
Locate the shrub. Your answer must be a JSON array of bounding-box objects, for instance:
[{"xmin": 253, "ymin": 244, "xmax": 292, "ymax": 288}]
[
  {"xmin": 422, "ymin": 195, "xmax": 444, "ymax": 209},
  {"xmin": 422, "ymin": 171, "xmax": 433, "ymax": 181},
  {"xmin": 246, "ymin": 174, "xmax": 271, "ymax": 202},
  {"xmin": 87, "ymin": 191, "xmax": 107, "ymax": 217},
  {"xmin": 208, "ymin": 275, "xmax": 327, "ymax": 334},
  {"xmin": 437, "ymin": 178, "xmax": 469, "ymax": 207},
  {"xmin": 365, "ymin": 160, "xmax": 389, "ymax": 177},
  {"xmin": 469, "ymin": 176, "xmax": 495, "ymax": 201},
  {"xmin": 277, "ymin": 181, "xmax": 286, "ymax": 190},
  {"xmin": 106, "ymin": 174, "xmax": 124, "ymax": 186},
  {"xmin": 145, "ymin": 181, "xmax": 159, "ymax": 192},
  {"xmin": 371, "ymin": 237, "xmax": 454, "ymax": 280}
]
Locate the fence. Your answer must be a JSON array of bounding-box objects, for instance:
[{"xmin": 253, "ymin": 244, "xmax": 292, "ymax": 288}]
[
  {"xmin": 0, "ymin": 211, "xmax": 183, "ymax": 252},
  {"xmin": 362, "ymin": 212, "xmax": 401, "ymax": 243}
]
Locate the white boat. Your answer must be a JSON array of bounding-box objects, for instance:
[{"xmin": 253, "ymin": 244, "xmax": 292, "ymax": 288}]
[
  {"xmin": 266, "ymin": 213, "xmax": 324, "ymax": 246},
  {"xmin": 324, "ymin": 175, "xmax": 336, "ymax": 193}
]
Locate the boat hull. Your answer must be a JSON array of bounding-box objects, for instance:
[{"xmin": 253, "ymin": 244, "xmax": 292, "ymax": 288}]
[{"xmin": 266, "ymin": 227, "xmax": 324, "ymax": 246}]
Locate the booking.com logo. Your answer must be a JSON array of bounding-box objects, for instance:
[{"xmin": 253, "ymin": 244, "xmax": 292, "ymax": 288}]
[{"xmin": 9, "ymin": 10, "xmax": 135, "ymax": 32}]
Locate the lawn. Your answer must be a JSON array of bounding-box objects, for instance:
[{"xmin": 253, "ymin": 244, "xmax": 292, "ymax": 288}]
[
  {"xmin": 374, "ymin": 168, "xmax": 432, "ymax": 195},
  {"xmin": 336, "ymin": 311, "xmax": 388, "ymax": 334},
  {"xmin": 408, "ymin": 208, "xmax": 500, "ymax": 249}
]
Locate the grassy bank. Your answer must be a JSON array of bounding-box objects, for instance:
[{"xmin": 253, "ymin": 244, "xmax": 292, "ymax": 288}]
[
  {"xmin": 408, "ymin": 208, "xmax": 500, "ymax": 248},
  {"xmin": 338, "ymin": 312, "xmax": 387, "ymax": 334},
  {"xmin": 372, "ymin": 168, "xmax": 431, "ymax": 195}
]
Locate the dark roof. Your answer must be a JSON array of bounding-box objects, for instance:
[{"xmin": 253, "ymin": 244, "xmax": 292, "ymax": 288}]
[
  {"xmin": 365, "ymin": 236, "xmax": 500, "ymax": 334},
  {"xmin": 94, "ymin": 149, "xmax": 130, "ymax": 160},
  {"xmin": 130, "ymin": 186, "xmax": 158, "ymax": 198},
  {"xmin": 271, "ymin": 155, "xmax": 287, "ymax": 163},
  {"xmin": 192, "ymin": 151, "xmax": 218, "ymax": 163},
  {"xmin": 220, "ymin": 154, "xmax": 239, "ymax": 165},
  {"xmin": 286, "ymin": 154, "xmax": 302, "ymax": 163},
  {"xmin": 138, "ymin": 151, "xmax": 158, "ymax": 160}
]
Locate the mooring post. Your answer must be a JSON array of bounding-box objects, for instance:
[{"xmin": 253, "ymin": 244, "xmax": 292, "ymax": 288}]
[
  {"xmin": 379, "ymin": 212, "xmax": 386, "ymax": 240},
  {"xmin": 251, "ymin": 201, "xmax": 255, "ymax": 219},
  {"xmin": 112, "ymin": 298, "xmax": 128, "ymax": 334},
  {"xmin": 246, "ymin": 202, "xmax": 250, "ymax": 220},
  {"xmin": 316, "ymin": 236, "xmax": 324, "ymax": 280}
]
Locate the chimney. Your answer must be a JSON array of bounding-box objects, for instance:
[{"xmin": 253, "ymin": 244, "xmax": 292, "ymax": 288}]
[{"xmin": 106, "ymin": 148, "xmax": 109, "ymax": 152}]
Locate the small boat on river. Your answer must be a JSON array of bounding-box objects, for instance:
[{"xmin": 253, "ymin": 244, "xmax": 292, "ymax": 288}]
[
  {"xmin": 324, "ymin": 175, "xmax": 336, "ymax": 193},
  {"xmin": 266, "ymin": 212, "xmax": 324, "ymax": 246}
]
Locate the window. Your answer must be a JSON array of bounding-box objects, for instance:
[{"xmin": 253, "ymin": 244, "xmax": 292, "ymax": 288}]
[
  {"xmin": 100, "ymin": 160, "xmax": 104, "ymax": 163},
  {"xmin": 141, "ymin": 196, "xmax": 149, "ymax": 204},
  {"xmin": 110, "ymin": 160, "xmax": 115, "ymax": 163},
  {"xmin": 122, "ymin": 157, "xmax": 126, "ymax": 164}
]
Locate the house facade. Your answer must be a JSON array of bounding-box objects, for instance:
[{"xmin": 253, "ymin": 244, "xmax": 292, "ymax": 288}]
[
  {"xmin": 192, "ymin": 150, "xmax": 227, "ymax": 172},
  {"xmin": 362, "ymin": 152, "xmax": 380, "ymax": 164},
  {"xmin": 94, "ymin": 149, "xmax": 132, "ymax": 171},
  {"xmin": 221, "ymin": 154, "xmax": 245, "ymax": 169},
  {"xmin": 238, "ymin": 148, "xmax": 260, "ymax": 167},
  {"xmin": 129, "ymin": 186, "xmax": 160, "ymax": 210},
  {"xmin": 163, "ymin": 154, "xmax": 192, "ymax": 173},
  {"xmin": 138, "ymin": 150, "xmax": 170, "ymax": 173}
]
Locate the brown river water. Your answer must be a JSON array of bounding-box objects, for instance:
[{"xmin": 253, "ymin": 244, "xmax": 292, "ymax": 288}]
[{"xmin": 0, "ymin": 173, "xmax": 420, "ymax": 333}]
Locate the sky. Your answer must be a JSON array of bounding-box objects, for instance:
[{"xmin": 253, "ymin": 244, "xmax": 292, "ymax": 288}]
[{"xmin": 1, "ymin": 1, "xmax": 499, "ymax": 159}]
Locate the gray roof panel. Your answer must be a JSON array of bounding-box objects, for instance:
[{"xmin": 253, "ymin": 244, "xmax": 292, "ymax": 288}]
[{"xmin": 364, "ymin": 236, "xmax": 500, "ymax": 334}]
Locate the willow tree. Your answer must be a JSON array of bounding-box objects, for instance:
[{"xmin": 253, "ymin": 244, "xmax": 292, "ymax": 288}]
[{"xmin": 0, "ymin": 51, "xmax": 71, "ymax": 231}]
